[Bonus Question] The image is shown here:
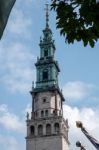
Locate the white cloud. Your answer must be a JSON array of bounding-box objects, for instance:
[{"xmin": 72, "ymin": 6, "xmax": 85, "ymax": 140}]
[
  {"xmin": 8, "ymin": 0, "xmax": 44, "ymax": 36},
  {"xmin": 25, "ymin": 103, "xmax": 31, "ymax": 114},
  {"xmin": 0, "ymin": 43, "xmax": 36, "ymax": 93},
  {"xmin": 0, "ymin": 134, "xmax": 25, "ymax": 150},
  {"xmin": 63, "ymin": 81, "xmax": 95, "ymax": 101},
  {"xmin": 8, "ymin": 9, "xmax": 32, "ymax": 37},
  {"xmin": 0, "ymin": 104, "xmax": 28, "ymax": 150},
  {"xmin": 0, "ymin": 135, "xmax": 19, "ymax": 150},
  {"xmin": 63, "ymin": 104, "xmax": 99, "ymax": 150},
  {"xmin": 0, "ymin": 104, "xmax": 25, "ymax": 132}
]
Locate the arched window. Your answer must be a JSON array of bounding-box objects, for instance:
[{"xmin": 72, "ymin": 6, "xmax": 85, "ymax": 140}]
[
  {"xmin": 45, "ymin": 110, "xmax": 48, "ymax": 117},
  {"xmin": 38, "ymin": 125, "xmax": 43, "ymax": 135},
  {"xmin": 46, "ymin": 124, "xmax": 51, "ymax": 135},
  {"xmin": 53, "ymin": 110, "xmax": 55, "ymax": 115},
  {"xmin": 30, "ymin": 125, "xmax": 35, "ymax": 135},
  {"xmin": 41, "ymin": 110, "xmax": 44, "ymax": 117},
  {"xmin": 44, "ymin": 50, "xmax": 48, "ymax": 57},
  {"xmin": 54, "ymin": 123, "xmax": 60, "ymax": 133},
  {"xmin": 43, "ymin": 69, "xmax": 48, "ymax": 80}
]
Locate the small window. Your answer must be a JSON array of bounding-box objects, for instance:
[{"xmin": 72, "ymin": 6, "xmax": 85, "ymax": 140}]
[
  {"xmin": 41, "ymin": 110, "xmax": 44, "ymax": 117},
  {"xmin": 43, "ymin": 98, "xmax": 46, "ymax": 103},
  {"xmin": 30, "ymin": 125, "xmax": 35, "ymax": 135},
  {"xmin": 44, "ymin": 50, "xmax": 48, "ymax": 57},
  {"xmin": 45, "ymin": 110, "xmax": 48, "ymax": 116},
  {"xmin": 43, "ymin": 70, "xmax": 48, "ymax": 80},
  {"xmin": 54, "ymin": 123, "xmax": 60, "ymax": 134},
  {"xmin": 53, "ymin": 110, "xmax": 55, "ymax": 114}
]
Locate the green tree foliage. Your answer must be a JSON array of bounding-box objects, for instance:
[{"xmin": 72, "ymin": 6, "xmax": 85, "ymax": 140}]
[{"xmin": 51, "ymin": 0, "xmax": 99, "ymax": 47}]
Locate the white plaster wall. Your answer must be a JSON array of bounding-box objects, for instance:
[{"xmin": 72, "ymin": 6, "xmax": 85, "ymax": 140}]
[
  {"xmin": 34, "ymin": 91, "xmax": 62, "ymax": 117},
  {"xmin": 34, "ymin": 92, "xmax": 51, "ymax": 111},
  {"xmin": 62, "ymin": 137, "xmax": 69, "ymax": 150}
]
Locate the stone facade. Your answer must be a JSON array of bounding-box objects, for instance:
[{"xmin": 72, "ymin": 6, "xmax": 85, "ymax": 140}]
[{"xmin": 26, "ymin": 113, "xmax": 69, "ymax": 150}]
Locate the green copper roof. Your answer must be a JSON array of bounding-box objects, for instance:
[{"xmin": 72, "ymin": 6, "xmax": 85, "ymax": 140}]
[{"xmin": 33, "ymin": 3, "xmax": 61, "ymax": 92}]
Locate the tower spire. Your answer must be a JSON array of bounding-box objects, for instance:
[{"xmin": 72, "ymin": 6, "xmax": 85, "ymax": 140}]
[
  {"xmin": 26, "ymin": 4, "xmax": 69, "ymax": 150},
  {"xmin": 45, "ymin": 3, "xmax": 49, "ymax": 28}
]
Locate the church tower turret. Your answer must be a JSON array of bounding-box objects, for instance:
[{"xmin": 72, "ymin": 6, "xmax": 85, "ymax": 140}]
[
  {"xmin": 36, "ymin": 4, "xmax": 59, "ymax": 89},
  {"xmin": 26, "ymin": 4, "xmax": 69, "ymax": 150}
]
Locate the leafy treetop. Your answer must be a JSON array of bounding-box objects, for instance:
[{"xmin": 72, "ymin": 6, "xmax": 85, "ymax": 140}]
[{"xmin": 51, "ymin": 0, "xmax": 99, "ymax": 47}]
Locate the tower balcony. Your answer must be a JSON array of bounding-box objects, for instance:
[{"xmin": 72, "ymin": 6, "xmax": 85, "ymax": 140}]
[
  {"xmin": 35, "ymin": 57, "xmax": 60, "ymax": 72},
  {"xmin": 26, "ymin": 115, "xmax": 69, "ymax": 144},
  {"xmin": 36, "ymin": 80, "xmax": 58, "ymax": 89}
]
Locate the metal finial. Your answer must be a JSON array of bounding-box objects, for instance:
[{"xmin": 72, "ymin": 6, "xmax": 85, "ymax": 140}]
[
  {"xmin": 76, "ymin": 141, "xmax": 86, "ymax": 150},
  {"xmin": 45, "ymin": 3, "xmax": 49, "ymax": 28}
]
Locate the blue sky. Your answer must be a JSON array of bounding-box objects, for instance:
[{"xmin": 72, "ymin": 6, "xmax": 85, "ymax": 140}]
[{"xmin": 0, "ymin": 0, "xmax": 99, "ymax": 150}]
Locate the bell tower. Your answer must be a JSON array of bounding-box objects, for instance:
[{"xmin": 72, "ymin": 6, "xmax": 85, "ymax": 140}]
[
  {"xmin": 26, "ymin": 4, "xmax": 69, "ymax": 150},
  {"xmin": 36, "ymin": 4, "xmax": 59, "ymax": 89}
]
